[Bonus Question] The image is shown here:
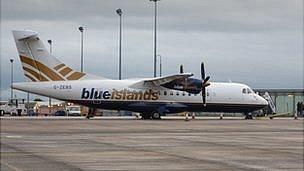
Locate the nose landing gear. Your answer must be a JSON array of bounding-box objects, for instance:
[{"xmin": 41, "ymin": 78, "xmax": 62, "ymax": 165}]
[
  {"xmin": 151, "ymin": 111, "xmax": 161, "ymax": 120},
  {"xmin": 141, "ymin": 111, "xmax": 161, "ymax": 120},
  {"xmin": 244, "ymin": 113, "xmax": 253, "ymax": 120}
]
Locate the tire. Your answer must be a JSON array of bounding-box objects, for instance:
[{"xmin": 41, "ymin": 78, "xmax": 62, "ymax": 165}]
[
  {"xmin": 245, "ymin": 113, "xmax": 253, "ymax": 120},
  {"xmin": 151, "ymin": 111, "xmax": 161, "ymax": 120}
]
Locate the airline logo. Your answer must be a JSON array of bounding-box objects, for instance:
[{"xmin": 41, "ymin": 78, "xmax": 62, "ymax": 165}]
[
  {"xmin": 81, "ymin": 88, "xmax": 159, "ymax": 101},
  {"xmin": 20, "ymin": 55, "xmax": 85, "ymax": 82}
]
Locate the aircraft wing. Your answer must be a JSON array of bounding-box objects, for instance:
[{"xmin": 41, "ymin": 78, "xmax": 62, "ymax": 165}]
[{"xmin": 130, "ymin": 73, "xmax": 193, "ymax": 88}]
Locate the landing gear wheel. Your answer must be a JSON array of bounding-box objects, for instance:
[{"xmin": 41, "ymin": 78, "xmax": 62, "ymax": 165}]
[
  {"xmin": 87, "ymin": 108, "xmax": 96, "ymax": 119},
  {"xmin": 151, "ymin": 111, "xmax": 161, "ymax": 120},
  {"xmin": 245, "ymin": 113, "xmax": 253, "ymax": 120},
  {"xmin": 141, "ymin": 113, "xmax": 151, "ymax": 120}
]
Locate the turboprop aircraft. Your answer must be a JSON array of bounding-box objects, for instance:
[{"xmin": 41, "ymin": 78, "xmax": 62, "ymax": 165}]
[{"xmin": 11, "ymin": 30, "xmax": 268, "ymax": 119}]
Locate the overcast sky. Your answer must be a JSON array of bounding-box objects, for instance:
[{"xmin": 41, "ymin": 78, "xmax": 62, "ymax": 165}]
[{"xmin": 0, "ymin": 0, "xmax": 303, "ymax": 101}]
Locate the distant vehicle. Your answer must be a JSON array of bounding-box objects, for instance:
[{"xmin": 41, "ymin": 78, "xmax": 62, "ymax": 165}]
[
  {"xmin": 53, "ymin": 110, "xmax": 66, "ymax": 116},
  {"xmin": 0, "ymin": 98, "xmax": 27, "ymax": 116},
  {"xmin": 66, "ymin": 106, "xmax": 81, "ymax": 116}
]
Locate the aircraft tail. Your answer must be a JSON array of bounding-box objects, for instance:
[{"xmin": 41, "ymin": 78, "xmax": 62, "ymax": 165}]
[{"xmin": 12, "ymin": 30, "xmax": 103, "ymax": 82}]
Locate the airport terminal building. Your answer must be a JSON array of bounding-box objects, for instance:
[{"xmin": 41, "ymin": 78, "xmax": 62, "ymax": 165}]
[{"xmin": 254, "ymin": 89, "xmax": 304, "ymax": 115}]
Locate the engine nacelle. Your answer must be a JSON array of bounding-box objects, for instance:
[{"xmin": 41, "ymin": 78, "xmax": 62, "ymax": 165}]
[{"xmin": 162, "ymin": 78, "xmax": 202, "ymax": 94}]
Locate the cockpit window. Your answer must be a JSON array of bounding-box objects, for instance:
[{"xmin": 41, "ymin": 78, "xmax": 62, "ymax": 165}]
[
  {"xmin": 247, "ymin": 88, "xmax": 252, "ymax": 94},
  {"xmin": 242, "ymin": 88, "xmax": 247, "ymax": 94}
]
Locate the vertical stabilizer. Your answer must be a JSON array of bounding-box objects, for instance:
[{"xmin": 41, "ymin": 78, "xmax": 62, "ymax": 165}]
[{"xmin": 12, "ymin": 30, "xmax": 103, "ymax": 82}]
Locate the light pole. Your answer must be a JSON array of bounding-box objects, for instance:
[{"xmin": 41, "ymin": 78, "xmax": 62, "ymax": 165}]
[
  {"xmin": 47, "ymin": 39, "xmax": 52, "ymax": 115},
  {"xmin": 149, "ymin": 0, "xmax": 160, "ymax": 77},
  {"xmin": 157, "ymin": 54, "xmax": 162, "ymax": 77},
  {"xmin": 10, "ymin": 59, "xmax": 14, "ymax": 100},
  {"xmin": 116, "ymin": 8, "xmax": 123, "ymax": 80},
  {"xmin": 79, "ymin": 26, "xmax": 84, "ymax": 73}
]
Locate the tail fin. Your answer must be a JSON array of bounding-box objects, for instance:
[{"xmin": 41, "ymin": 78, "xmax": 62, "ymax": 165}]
[{"xmin": 12, "ymin": 30, "xmax": 103, "ymax": 82}]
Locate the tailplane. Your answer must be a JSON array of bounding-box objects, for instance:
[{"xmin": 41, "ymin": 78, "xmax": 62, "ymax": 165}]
[{"xmin": 12, "ymin": 30, "xmax": 104, "ymax": 82}]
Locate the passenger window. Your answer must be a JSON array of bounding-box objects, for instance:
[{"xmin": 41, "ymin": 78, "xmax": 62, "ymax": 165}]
[
  {"xmin": 164, "ymin": 91, "xmax": 167, "ymax": 96},
  {"xmin": 207, "ymin": 92, "xmax": 209, "ymax": 96},
  {"xmin": 170, "ymin": 91, "xmax": 174, "ymax": 95},
  {"xmin": 242, "ymin": 88, "xmax": 247, "ymax": 94},
  {"xmin": 188, "ymin": 93, "xmax": 191, "ymax": 96},
  {"xmin": 157, "ymin": 91, "xmax": 161, "ymax": 95},
  {"xmin": 176, "ymin": 92, "xmax": 179, "ymax": 96},
  {"xmin": 182, "ymin": 92, "xmax": 185, "ymax": 96}
]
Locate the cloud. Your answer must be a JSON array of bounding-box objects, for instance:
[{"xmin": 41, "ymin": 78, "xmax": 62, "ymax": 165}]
[
  {"xmin": 1, "ymin": 0, "xmax": 303, "ymax": 101},
  {"xmin": 2, "ymin": 0, "xmax": 302, "ymax": 32}
]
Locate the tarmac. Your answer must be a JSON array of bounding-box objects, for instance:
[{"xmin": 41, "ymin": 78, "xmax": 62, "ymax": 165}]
[{"xmin": 1, "ymin": 117, "xmax": 303, "ymax": 171}]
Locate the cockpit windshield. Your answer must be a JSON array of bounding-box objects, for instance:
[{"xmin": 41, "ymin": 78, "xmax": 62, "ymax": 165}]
[
  {"xmin": 247, "ymin": 88, "xmax": 252, "ymax": 94},
  {"xmin": 242, "ymin": 88, "xmax": 247, "ymax": 94},
  {"xmin": 242, "ymin": 88, "xmax": 253, "ymax": 94}
]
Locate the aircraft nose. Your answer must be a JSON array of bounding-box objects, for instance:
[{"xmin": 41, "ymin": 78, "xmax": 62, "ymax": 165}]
[{"xmin": 260, "ymin": 96, "xmax": 268, "ymax": 106}]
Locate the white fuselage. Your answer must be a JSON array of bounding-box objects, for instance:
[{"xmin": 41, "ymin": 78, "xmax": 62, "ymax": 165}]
[{"xmin": 13, "ymin": 79, "xmax": 268, "ymax": 114}]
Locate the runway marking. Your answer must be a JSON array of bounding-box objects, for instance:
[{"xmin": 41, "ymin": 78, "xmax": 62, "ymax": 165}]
[
  {"xmin": 5, "ymin": 135, "xmax": 22, "ymax": 138},
  {"xmin": 0, "ymin": 160, "xmax": 23, "ymax": 171}
]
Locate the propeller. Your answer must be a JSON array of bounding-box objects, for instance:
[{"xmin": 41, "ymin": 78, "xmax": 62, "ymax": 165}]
[
  {"xmin": 180, "ymin": 65, "xmax": 184, "ymax": 74},
  {"xmin": 180, "ymin": 65, "xmax": 188, "ymax": 89},
  {"xmin": 201, "ymin": 62, "xmax": 210, "ymax": 106}
]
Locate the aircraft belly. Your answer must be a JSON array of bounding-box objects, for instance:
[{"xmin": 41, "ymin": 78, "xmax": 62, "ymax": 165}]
[{"xmin": 68, "ymin": 99, "xmax": 265, "ymax": 114}]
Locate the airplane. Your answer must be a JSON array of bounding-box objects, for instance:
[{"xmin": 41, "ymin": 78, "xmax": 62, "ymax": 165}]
[{"xmin": 11, "ymin": 30, "xmax": 269, "ymax": 119}]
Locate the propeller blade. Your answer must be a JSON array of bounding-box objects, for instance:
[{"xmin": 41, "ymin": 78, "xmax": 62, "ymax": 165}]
[
  {"xmin": 201, "ymin": 62, "xmax": 205, "ymax": 80},
  {"xmin": 202, "ymin": 87, "xmax": 206, "ymax": 105},
  {"xmin": 180, "ymin": 65, "xmax": 184, "ymax": 74},
  {"xmin": 203, "ymin": 76, "xmax": 210, "ymax": 84},
  {"xmin": 201, "ymin": 62, "xmax": 208, "ymax": 106}
]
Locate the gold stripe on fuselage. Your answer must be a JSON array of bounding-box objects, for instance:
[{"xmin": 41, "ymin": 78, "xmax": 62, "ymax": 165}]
[
  {"xmin": 20, "ymin": 55, "xmax": 85, "ymax": 81},
  {"xmin": 54, "ymin": 63, "xmax": 65, "ymax": 70},
  {"xmin": 20, "ymin": 55, "xmax": 65, "ymax": 81},
  {"xmin": 67, "ymin": 72, "xmax": 85, "ymax": 80},
  {"xmin": 59, "ymin": 67, "xmax": 73, "ymax": 76},
  {"xmin": 23, "ymin": 67, "xmax": 49, "ymax": 81},
  {"xmin": 25, "ymin": 74, "xmax": 37, "ymax": 82}
]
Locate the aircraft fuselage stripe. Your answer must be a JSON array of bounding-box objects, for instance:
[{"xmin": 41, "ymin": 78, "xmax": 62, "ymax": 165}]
[
  {"xmin": 54, "ymin": 63, "xmax": 65, "ymax": 70},
  {"xmin": 24, "ymin": 74, "xmax": 37, "ymax": 82},
  {"xmin": 67, "ymin": 72, "xmax": 85, "ymax": 80},
  {"xmin": 59, "ymin": 67, "xmax": 73, "ymax": 76},
  {"xmin": 20, "ymin": 55, "xmax": 65, "ymax": 81},
  {"xmin": 22, "ymin": 67, "xmax": 49, "ymax": 81},
  {"xmin": 67, "ymin": 99, "xmax": 266, "ymax": 113}
]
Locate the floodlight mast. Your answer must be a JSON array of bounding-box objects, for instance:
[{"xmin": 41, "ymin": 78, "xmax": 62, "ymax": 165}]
[
  {"xmin": 78, "ymin": 26, "xmax": 84, "ymax": 73},
  {"xmin": 149, "ymin": 0, "xmax": 160, "ymax": 77},
  {"xmin": 116, "ymin": 9, "xmax": 123, "ymax": 80}
]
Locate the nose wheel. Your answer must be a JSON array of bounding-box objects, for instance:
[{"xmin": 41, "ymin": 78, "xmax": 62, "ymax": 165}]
[
  {"xmin": 151, "ymin": 111, "xmax": 161, "ymax": 120},
  {"xmin": 141, "ymin": 111, "xmax": 161, "ymax": 120}
]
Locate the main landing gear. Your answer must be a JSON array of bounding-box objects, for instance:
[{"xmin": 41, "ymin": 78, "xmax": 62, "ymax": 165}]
[
  {"xmin": 86, "ymin": 108, "xmax": 96, "ymax": 119},
  {"xmin": 141, "ymin": 111, "xmax": 161, "ymax": 120},
  {"xmin": 244, "ymin": 113, "xmax": 253, "ymax": 120}
]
